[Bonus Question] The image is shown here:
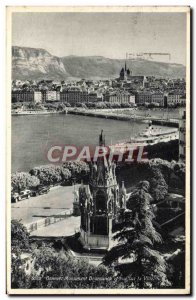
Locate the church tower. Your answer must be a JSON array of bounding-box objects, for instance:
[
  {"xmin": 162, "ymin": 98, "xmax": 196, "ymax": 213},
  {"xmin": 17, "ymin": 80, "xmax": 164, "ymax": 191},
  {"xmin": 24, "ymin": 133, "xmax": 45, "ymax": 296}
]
[
  {"xmin": 119, "ymin": 67, "xmax": 125, "ymax": 81},
  {"xmin": 79, "ymin": 131, "xmax": 125, "ymax": 250}
]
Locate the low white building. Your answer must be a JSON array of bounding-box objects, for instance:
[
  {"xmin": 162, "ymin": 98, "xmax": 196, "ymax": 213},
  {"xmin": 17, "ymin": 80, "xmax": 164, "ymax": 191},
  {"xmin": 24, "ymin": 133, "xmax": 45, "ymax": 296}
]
[{"xmin": 34, "ymin": 91, "xmax": 42, "ymax": 104}]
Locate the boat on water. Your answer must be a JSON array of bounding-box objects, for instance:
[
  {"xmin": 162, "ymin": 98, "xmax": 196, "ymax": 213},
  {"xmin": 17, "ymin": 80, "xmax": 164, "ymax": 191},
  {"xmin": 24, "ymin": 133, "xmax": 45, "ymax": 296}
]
[
  {"xmin": 112, "ymin": 123, "xmax": 179, "ymax": 149},
  {"xmin": 11, "ymin": 109, "xmax": 60, "ymax": 116}
]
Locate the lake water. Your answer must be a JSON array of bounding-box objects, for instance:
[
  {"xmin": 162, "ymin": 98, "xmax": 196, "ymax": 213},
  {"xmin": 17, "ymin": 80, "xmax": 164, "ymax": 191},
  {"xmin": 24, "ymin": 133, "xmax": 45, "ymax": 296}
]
[{"xmin": 12, "ymin": 114, "xmax": 165, "ymax": 172}]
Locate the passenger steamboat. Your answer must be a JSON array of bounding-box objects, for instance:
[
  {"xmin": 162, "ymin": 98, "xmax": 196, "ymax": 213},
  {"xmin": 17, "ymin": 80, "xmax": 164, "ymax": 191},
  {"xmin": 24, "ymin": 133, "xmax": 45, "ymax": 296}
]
[{"xmin": 112, "ymin": 123, "xmax": 179, "ymax": 149}]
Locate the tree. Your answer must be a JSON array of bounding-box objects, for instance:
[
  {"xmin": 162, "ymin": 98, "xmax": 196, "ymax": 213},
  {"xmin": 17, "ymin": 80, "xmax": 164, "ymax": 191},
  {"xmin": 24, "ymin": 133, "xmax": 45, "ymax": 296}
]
[
  {"xmin": 30, "ymin": 165, "xmax": 62, "ymax": 186},
  {"xmin": 172, "ymin": 161, "xmax": 185, "ymax": 186},
  {"xmin": 166, "ymin": 248, "xmax": 185, "ymax": 288},
  {"xmin": 121, "ymin": 103, "xmax": 131, "ymax": 108},
  {"xmin": 149, "ymin": 159, "xmax": 173, "ymax": 185},
  {"xmin": 105, "ymin": 102, "xmax": 112, "ymax": 108},
  {"xmin": 81, "ymin": 103, "xmax": 87, "ymax": 109},
  {"xmin": 57, "ymin": 103, "xmax": 66, "ymax": 111},
  {"xmin": 27, "ymin": 245, "xmax": 120, "ymax": 289},
  {"xmin": 62, "ymin": 161, "xmax": 90, "ymax": 182},
  {"xmin": 86, "ymin": 102, "xmax": 96, "ymax": 109},
  {"xmin": 95, "ymin": 102, "xmax": 107, "ymax": 109},
  {"xmin": 150, "ymin": 165, "xmax": 168, "ymax": 203},
  {"xmin": 11, "ymin": 221, "xmax": 32, "ymax": 289},
  {"xmin": 11, "ymin": 172, "xmax": 40, "ymax": 192},
  {"xmin": 103, "ymin": 181, "xmax": 171, "ymax": 288},
  {"xmin": 61, "ymin": 167, "xmax": 71, "ymax": 183},
  {"xmin": 11, "ymin": 220, "xmax": 30, "ymax": 251}
]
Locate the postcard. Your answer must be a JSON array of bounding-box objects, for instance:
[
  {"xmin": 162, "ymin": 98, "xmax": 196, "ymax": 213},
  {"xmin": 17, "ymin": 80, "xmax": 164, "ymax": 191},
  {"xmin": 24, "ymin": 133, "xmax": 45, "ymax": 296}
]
[{"xmin": 7, "ymin": 6, "xmax": 191, "ymax": 295}]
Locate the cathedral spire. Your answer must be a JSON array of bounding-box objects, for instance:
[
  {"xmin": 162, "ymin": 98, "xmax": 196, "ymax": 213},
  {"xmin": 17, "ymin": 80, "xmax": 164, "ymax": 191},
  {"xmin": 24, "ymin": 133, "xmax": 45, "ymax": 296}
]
[{"xmin": 125, "ymin": 61, "xmax": 127, "ymax": 72}]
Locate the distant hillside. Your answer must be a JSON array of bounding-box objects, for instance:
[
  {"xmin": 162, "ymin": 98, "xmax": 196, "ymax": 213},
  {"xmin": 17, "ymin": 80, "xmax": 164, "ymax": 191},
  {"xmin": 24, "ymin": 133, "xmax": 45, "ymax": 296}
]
[{"xmin": 12, "ymin": 46, "xmax": 186, "ymax": 80}]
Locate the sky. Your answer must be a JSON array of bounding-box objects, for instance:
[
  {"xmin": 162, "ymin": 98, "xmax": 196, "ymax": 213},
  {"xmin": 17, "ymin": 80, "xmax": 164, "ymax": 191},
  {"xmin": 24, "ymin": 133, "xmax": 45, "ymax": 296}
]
[{"xmin": 12, "ymin": 12, "xmax": 187, "ymax": 65}]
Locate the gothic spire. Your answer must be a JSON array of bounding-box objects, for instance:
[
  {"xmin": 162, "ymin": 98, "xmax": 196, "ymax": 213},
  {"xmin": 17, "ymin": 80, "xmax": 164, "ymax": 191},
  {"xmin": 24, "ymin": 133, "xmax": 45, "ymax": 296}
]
[{"xmin": 125, "ymin": 61, "xmax": 127, "ymax": 72}]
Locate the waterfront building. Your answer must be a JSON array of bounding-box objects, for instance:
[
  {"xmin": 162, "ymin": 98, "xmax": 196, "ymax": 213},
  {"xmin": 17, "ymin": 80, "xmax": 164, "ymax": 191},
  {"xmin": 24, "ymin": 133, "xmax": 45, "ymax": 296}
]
[
  {"xmin": 167, "ymin": 92, "xmax": 181, "ymax": 106},
  {"xmin": 80, "ymin": 91, "xmax": 90, "ymax": 103},
  {"xmin": 12, "ymin": 91, "xmax": 42, "ymax": 103},
  {"xmin": 136, "ymin": 91, "xmax": 152, "ymax": 105},
  {"xmin": 60, "ymin": 89, "xmax": 98, "ymax": 105},
  {"xmin": 88, "ymin": 92, "xmax": 98, "ymax": 103},
  {"xmin": 104, "ymin": 90, "xmax": 134, "ymax": 105},
  {"xmin": 60, "ymin": 90, "xmax": 69, "ymax": 102},
  {"xmin": 46, "ymin": 91, "xmax": 58, "ymax": 102},
  {"xmin": 41, "ymin": 90, "xmax": 59, "ymax": 102},
  {"xmin": 68, "ymin": 89, "xmax": 81, "ymax": 104},
  {"xmin": 62, "ymin": 87, "xmax": 81, "ymax": 105},
  {"xmin": 130, "ymin": 93, "xmax": 136, "ymax": 105},
  {"xmin": 34, "ymin": 91, "xmax": 42, "ymax": 104},
  {"xmin": 151, "ymin": 92, "xmax": 164, "ymax": 107},
  {"xmin": 12, "ymin": 91, "xmax": 33, "ymax": 102},
  {"xmin": 179, "ymin": 109, "xmax": 186, "ymax": 161},
  {"xmin": 77, "ymin": 131, "xmax": 127, "ymax": 250},
  {"xmin": 56, "ymin": 91, "xmax": 60, "ymax": 101}
]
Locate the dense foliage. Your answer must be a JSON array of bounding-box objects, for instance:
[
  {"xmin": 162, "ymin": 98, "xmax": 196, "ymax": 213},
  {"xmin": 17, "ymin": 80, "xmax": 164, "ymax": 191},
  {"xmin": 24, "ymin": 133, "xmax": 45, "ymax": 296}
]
[
  {"xmin": 149, "ymin": 165, "xmax": 168, "ymax": 202},
  {"xmin": 11, "ymin": 161, "xmax": 90, "ymax": 192},
  {"xmin": 11, "ymin": 220, "xmax": 30, "ymax": 251},
  {"xmin": 11, "ymin": 220, "xmax": 31, "ymax": 288},
  {"xmin": 11, "ymin": 172, "xmax": 40, "ymax": 192},
  {"xmin": 103, "ymin": 181, "xmax": 171, "ymax": 288},
  {"xmin": 11, "ymin": 238, "xmax": 121, "ymax": 289},
  {"xmin": 30, "ymin": 165, "xmax": 63, "ymax": 186}
]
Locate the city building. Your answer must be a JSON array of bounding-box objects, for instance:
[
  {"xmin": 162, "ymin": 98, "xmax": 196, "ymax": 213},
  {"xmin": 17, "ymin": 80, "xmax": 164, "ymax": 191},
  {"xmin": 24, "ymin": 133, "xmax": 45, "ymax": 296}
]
[
  {"xmin": 130, "ymin": 93, "xmax": 136, "ymax": 105},
  {"xmin": 136, "ymin": 91, "xmax": 152, "ymax": 105},
  {"xmin": 42, "ymin": 90, "xmax": 59, "ymax": 102},
  {"xmin": 167, "ymin": 92, "xmax": 182, "ymax": 106},
  {"xmin": 34, "ymin": 91, "xmax": 42, "ymax": 104},
  {"xmin": 60, "ymin": 90, "xmax": 69, "ymax": 102},
  {"xmin": 12, "ymin": 91, "xmax": 42, "ymax": 103},
  {"xmin": 151, "ymin": 92, "xmax": 165, "ymax": 107},
  {"xmin": 88, "ymin": 92, "xmax": 98, "ymax": 103},
  {"xmin": 104, "ymin": 90, "xmax": 134, "ymax": 105},
  {"xmin": 179, "ymin": 109, "xmax": 186, "ymax": 161},
  {"xmin": 78, "ymin": 91, "xmax": 88, "ymax": 103},
  {"xmin": 74, "ymin": 131, "xmax": 127, "ymax": 250}
]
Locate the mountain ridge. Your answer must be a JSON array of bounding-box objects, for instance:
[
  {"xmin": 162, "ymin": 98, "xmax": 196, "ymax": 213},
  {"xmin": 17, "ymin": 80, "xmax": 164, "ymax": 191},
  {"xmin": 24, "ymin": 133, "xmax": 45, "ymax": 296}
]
[{"xmin": 12, "ymin": 46, "xmax": 186, "ymax": 80}]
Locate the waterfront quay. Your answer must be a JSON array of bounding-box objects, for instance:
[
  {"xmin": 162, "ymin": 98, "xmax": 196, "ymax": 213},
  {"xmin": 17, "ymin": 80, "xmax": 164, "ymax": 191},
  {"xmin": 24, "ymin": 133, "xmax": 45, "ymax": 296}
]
[{"xmin": 68, "ymin": 108, "xmax": 180, "ymax": 128}]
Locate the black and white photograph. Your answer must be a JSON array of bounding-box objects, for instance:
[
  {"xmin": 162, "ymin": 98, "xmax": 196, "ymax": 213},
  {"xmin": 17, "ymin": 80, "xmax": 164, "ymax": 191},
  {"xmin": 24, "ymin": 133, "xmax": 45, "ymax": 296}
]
[{"xmin": 7, "ymin": 6, "xmax": 191, "ymax": 295}]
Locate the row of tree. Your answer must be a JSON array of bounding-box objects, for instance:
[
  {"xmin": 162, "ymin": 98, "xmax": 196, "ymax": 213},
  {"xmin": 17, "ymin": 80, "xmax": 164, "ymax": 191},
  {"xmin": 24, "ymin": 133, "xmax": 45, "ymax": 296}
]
[
  {"xmin": 73, "ymin": 101, "xmax": 134, "ymax": 109},
  {"xmin": 11, "ymin": 162, "xmax": 90, "ymax": 193},
  {"xmin": 12, "ymin": 101, "xmax": 135, "ymax": 110}
]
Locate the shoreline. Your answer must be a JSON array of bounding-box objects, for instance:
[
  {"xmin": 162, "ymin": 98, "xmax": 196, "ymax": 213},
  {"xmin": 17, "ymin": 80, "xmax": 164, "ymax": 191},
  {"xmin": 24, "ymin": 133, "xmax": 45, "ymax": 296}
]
[{"xmin": 11, "ymin": 107, "xmax": 180, "ymax": 127}]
